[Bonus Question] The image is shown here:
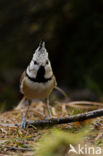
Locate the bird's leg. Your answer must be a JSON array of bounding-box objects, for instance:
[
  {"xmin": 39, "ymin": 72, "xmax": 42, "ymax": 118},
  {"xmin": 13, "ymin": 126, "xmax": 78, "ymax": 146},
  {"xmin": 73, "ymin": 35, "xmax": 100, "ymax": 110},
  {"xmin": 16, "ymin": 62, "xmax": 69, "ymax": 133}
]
[
  {"xmin": 21, "ymin": 99, "xmax": 31, "ymax": 129},
  {"xmin": 45, "ymin": 97, "xmax": 52, "ymax": 119}
]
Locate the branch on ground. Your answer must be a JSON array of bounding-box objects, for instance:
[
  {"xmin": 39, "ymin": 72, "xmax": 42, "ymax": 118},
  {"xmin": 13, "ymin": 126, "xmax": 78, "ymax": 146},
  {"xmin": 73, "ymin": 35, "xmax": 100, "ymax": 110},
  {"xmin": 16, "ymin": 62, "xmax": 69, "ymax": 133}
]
[{"xmin": 0, "ymin": 108, "xmax": 103, "ymax": 128}]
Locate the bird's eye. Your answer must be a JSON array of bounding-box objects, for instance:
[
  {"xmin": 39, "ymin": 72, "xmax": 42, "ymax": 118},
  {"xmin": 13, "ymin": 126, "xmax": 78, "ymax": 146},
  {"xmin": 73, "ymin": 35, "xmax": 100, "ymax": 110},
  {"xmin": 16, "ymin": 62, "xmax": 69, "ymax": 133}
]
[
  {"xmin": 34, "ymin": 61, "xmax": 38, "ymax": 65},
  {"xmin": 46, "ymin": 60, "xmax": 49, "ymax": 65}
]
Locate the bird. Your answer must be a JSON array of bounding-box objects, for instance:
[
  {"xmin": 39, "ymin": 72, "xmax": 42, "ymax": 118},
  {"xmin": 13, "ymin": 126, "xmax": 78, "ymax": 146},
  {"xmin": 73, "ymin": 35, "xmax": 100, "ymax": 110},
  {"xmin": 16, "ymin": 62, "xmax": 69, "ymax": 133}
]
[{"xmin": 20, "ymin": 41, "xmax": 57, "ymax": 128}]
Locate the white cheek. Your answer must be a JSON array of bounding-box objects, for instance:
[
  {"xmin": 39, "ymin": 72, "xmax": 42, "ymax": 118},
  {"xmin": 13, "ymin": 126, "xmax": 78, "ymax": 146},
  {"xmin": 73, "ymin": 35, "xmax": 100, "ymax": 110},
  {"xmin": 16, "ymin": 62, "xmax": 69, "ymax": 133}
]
[
  {"xmin": 44, "ymin": 65, "xmax": 53, "ymax": 78},
  {"xmin": 29, "ymin": 61, "xmax": 35, "ymax": 70},
  {"xmin": 27, "ymin": 61, "xmax": 39, "ymax": 78}
]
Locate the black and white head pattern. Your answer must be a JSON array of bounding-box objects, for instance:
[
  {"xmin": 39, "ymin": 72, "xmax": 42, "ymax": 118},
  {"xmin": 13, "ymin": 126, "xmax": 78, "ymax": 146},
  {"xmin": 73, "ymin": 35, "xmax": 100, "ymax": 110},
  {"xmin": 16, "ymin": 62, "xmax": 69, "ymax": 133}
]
[{"xmin": 26, "ymin": 41, "xmax": 53, "ymax": 82}]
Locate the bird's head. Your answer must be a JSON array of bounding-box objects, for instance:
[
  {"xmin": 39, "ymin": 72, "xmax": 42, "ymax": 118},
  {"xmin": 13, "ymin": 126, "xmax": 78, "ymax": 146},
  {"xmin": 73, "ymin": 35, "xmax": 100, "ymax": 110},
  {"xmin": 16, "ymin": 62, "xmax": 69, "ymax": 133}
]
[{"xmin": 27, "ymin": 41, "xmax": 53, "ymax": 80}]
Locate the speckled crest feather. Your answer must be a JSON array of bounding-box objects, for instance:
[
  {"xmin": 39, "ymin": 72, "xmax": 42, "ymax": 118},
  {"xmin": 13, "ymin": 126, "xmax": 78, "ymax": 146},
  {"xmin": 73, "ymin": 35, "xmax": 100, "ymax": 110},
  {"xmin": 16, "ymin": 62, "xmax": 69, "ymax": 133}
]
[{"xmin": 33, "ymin": 41, "xmax": 48, "ymax": 64}]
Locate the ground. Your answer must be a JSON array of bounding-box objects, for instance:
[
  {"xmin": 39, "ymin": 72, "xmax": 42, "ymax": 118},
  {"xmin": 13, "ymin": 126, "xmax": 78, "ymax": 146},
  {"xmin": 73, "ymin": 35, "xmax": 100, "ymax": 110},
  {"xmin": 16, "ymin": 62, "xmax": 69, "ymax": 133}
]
[{"xmin": 0, "ymin": 101, "xmax": 103, "ymax": 156}]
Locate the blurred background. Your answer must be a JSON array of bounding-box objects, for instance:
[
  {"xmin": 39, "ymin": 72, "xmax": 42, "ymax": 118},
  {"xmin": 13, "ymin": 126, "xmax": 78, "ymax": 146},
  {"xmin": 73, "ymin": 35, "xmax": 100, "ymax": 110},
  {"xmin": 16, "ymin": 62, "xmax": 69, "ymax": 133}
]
[{"xmin": 0, "ymin": 0, "xmax": 103, "ymax": 110}]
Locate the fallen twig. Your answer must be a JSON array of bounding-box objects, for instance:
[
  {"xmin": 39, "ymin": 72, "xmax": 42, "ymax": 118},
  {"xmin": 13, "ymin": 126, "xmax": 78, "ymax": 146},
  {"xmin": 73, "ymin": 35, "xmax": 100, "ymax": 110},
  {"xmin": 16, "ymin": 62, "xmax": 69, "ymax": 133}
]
[
  {"xmin": 55, "ymin": 86, "xmax": 69, "ymax": 100},
  {"xmin": 66, "ymin": 101, "xmax": 103, "ymax": 109},
  {"xmin": 0, "ymin": 108, "xmax": 103, "ymax": 128},
  {"xmin": 0, "ymin": 123, "xmax": 17, "ymax": 127},
  {"xmin": 7, "ymin": 147, "xmax": 33, "ymax": 152},
  {"xmin": 27, "ymin": 108, "xmax": 103, "ymax": 127}
]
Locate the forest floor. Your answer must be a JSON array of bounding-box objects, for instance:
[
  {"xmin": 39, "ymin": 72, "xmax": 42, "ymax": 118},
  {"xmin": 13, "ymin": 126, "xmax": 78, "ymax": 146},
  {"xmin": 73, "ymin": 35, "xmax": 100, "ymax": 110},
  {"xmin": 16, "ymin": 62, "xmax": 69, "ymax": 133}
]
[{"xmin": 0, "ymin": 101, "xmax": 103, "ymax": 156}]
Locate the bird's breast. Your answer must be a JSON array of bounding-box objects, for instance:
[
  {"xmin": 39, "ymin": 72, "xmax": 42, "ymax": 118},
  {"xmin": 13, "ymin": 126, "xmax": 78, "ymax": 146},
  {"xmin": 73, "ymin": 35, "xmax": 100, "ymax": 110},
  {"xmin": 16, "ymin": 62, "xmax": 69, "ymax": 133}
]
[{"xmin": 21, "ymin": 75, "xmax": 56, "ymax": 100}]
